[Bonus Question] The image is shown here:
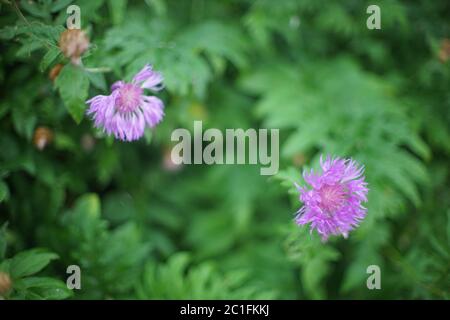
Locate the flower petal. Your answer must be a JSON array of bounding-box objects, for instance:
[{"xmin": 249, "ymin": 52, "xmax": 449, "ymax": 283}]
[
  {"xmin": 140, "ymin": 95, "xmax": 165, "ymax": 127},
  {"xmin": 111, "ymin": 80, "xmax": 125, "ymax": 91},
  {"xmin": 132, "ymin": 64, "xmax": 164, "ymax": 91}
]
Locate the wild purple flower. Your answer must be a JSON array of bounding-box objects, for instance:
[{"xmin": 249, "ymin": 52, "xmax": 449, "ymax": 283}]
[
  {"xmin": 295, "ymin": 155, "xmax": 368, "ymax": 241},
  {"xmin": 86, "ymin": 64, "xmax": 164, "ymax": 141}
]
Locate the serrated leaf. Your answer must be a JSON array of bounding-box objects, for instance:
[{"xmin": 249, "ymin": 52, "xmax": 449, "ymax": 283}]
[{"xmin": 55, "ymin": 64, "xmax": 89, "ymax": 123}]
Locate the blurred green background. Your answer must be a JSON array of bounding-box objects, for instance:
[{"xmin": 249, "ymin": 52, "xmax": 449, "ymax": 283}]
[{"xmin": 0, "ymin": 0, "xmax": 449, "ymax": 299}]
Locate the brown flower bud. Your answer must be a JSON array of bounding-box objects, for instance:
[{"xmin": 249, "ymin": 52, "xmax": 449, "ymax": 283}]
[
  {"xmin": 33, "ymin": 127, "xmax": 53, "ymax": 151},
  {"xmin": 439, "ymin": 39, "xmax": 450, "ymax": 63},
  {"xmin": 58, "ymin": 29, "xmax": 89, "ymax": 65},
  {"xmin": 49, "ymin": 63, "xmax": 63, "ymax": 82},
  {"xmin": 0, "ymin": 272, "xmax": 12, "ymax": 296}
]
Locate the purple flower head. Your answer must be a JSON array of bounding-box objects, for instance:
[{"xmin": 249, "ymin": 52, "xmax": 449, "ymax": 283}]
[
  {"xmin": 86, "ymin": 64, "xmax": 164, "ymax": 141},
  {"xmin": 295, "ymin": 155, "xmax": 368, "ymax": 241}
]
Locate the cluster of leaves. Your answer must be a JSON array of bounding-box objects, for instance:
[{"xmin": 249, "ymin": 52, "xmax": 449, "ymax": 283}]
[
  {"xmin": 0, "ymin": 223, "xmax": 71, "ymax": 299},
  {"xmin": 0, "ymin": 0, "xmax": 449, "ymax": 299}
]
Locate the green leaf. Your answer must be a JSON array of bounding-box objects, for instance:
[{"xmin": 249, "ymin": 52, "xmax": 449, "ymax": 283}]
[
  {"xmin": 20, "ymin": 0, "xmax": 50, "ymax": 19},
  {"xmin": 16, "ymin": 40, "xmax": 44, "ymax": 58},
  {"xmin": 55, "ymin": 64, "xmax": 89, "ymax": 124},
  {"xmin": 11, "ymin": 249, "xmax": 59, "ymax": 279},
  {"xmin": 51, "ymin": 0, "xmax": 74, "ymax": 13},
  {"xmin": 12, "ymin": 106, "xmax": 36, "ymax": 140},
  {"xmin": 40, "ymin": 47, "xmax": 61, "ymax": 72},
  {"xmin": 0, "ymin": 180, "xmax": 9, "ymax": 203},
  {"xmin": 14, "ymin": 277, "xmax": 73, "ymax": 300},
  {"xmin": 108, "ymin": 0, "xmax": 127, "ymax": 25},
  {"xmin": 54, "ymin": 132, "xmax": 78, "ymax": 152},
  {"xmin": 86, "ymin": 71, "xmax": 107, "ymax": 91},
  {"xmin": 61, "ymin": 194, "xmax": 104, "ymax": 241},
  {"xmin": 145, "ymin": 0, "xmax": 167, "ymax": 16},
  {"xmin": 72, "ymin": 193, "xmax": 101, "ymax": 220},
  {"xmin": 0, "ymin": 26, "xmax": 17, "ymax": 40}
]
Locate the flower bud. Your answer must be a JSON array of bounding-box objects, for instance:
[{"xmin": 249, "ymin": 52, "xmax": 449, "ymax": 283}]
[
  {"xmin": 58, "ymin": 29, "xmax": 89, "ymax": 65},
  {"xmin": 33, "ymin": 127, "xmax": 53, "ymax": 151},
  {"xmin": 0, "ymin": 272, "xmax": 12, "ymax": 296}
]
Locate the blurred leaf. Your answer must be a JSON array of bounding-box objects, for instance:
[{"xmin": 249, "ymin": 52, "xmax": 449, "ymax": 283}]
[
  {"xmin": 0, "ymin": 180, "xmax": 9, "ymax": 203},
  {"xmin": 108, "ymin": 0, "xmax": 127, "ymax": 25},
  {"xmin": 144, "ymin": 128, "xmax": 153, "ymax": 145},
  {"xmin": 12, "ymin": 106, "xmax": 36, "ymax": 140},
  {"xmin": 14, "ymin": 277, "xmax": 73, "ymax": 300},
  {"xmin": 55, "ymin": 64, "xmax": 89, "ymax": 123},
  {"xmin": 86, "ymin": 71, "xmax": 107, "ymax": 91},
  {"xmin": 20, "ymin": 0, "xmax": 50, "ymax": 19},
  {"xmin": 11, "ymin": 249, "xmax": 59, "ymax": 279},
  {"xmin": 51, "ymin": 0, "xmax": 74, "ymax": 13},
  {"xmin": 39, "ymin": 47, "xmax": 61, "ymax": 72},
  {"xmin": 0, "ymin": 223, "xmax": 8, "ymax": 260}
]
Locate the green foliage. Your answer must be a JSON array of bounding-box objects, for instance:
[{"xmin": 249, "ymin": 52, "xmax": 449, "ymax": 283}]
[
  {"xmin": 39, "ymin": 46, "xmax": 60, "ymax": 72},
  {"xmin": 55, "ymin": 64, "xmax": 89, "ymax": 123},
  {"xmin": 43, "ymin": 194, "xmax": 151, "ymax": 299},
  {"xmin": 136, "ymin": 253, "xmax": 277, "ymax": 299},
  {"xmin": 0, "ymin": 0, "xmax": 449, "ymax": 300},
  {"xmin": 0, "ymin": 248, "xmax": 72, "ymax": 300},
  {"xmin": 10, "ymin": 249, "xmax": 58, "ymax": 278}
]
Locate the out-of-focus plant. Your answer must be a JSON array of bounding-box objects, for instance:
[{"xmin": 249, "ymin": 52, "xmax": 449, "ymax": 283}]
[{"xmin": 0, "ymin": 0, "xmax": 448, "ymax": 300}]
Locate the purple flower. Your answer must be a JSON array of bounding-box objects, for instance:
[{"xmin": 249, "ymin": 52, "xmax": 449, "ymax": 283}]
[
  {"xmin": 86, "ymin": 64, "xmax": 164, "ymax": 141},
  {"xmin": 295, "ymin": 155, "xmax": 368, "ymax": 241}
]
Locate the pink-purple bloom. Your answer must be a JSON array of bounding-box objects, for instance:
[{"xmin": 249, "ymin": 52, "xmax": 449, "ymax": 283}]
[
  {"xmin": 86, "ymin": 64, "xmax": 164, "ymax": 141},
  {"xmin": 296, "ymin": 155, "xmax": 368, "ymax": 241}
]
